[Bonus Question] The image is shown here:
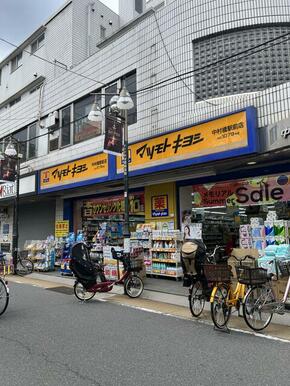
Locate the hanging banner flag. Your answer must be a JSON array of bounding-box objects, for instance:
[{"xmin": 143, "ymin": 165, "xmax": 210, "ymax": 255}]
[
  {"xmin": 103, "ymin": 117, "xmax": 123, "ymax": 156},
  {"xmin": 0, "ymin": 157, "xmax": 17, "ymax": 182}
]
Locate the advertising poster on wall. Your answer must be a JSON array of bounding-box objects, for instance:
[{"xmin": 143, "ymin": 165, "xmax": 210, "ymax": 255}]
[{"xmin": 192, "ymin": 174, "xmax": 290, "ymax": 207}]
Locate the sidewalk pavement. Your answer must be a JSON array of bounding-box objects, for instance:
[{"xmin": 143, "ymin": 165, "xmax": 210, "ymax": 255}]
[{"xmin": 8, "ymin": 272, "xmax": 290, "ymax": 340}]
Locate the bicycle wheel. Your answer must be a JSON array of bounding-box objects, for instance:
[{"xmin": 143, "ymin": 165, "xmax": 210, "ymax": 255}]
[
  {"xmin": 189, "ymin": 280, "xmax": 205, "ymax": 317},
  {"xmin": 0, "ymin": 278, "xmax": 9, "ymax": 316},
  {"xmin": 124, "ymin": 274, "xmax": 144, "ymax": 298},
  {"xmin": 243, "ymin": 286, "xmax": 274, "ymax": 331},
  {"xmin": 211, "ymin": 285, "xmax": 232, "ymax": 329},
  {"xmin": 16, "ymin": 259, "xmax": 33, "ymax": 276},
  {"xmin": 73, "ymin": 281, "xmax": 95, "ymax": 301}
]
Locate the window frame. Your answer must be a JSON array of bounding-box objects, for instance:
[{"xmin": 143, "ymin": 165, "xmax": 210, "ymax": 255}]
[
  {"xmin": 11, "ymin": 52, "xmax": 22, "ymax": 73},
  {"xmin": 31, "ymin": 33, "xmax": 45, "ymax": 54}
]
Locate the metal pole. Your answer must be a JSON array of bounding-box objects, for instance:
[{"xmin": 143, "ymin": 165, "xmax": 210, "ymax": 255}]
[
  {"xmin": 12, "ymin": 143, "xmax": 20, "ymax": 275},
  {"xmin": 123, "ymin": 109, "xmax": 130, "ymax": 249}
]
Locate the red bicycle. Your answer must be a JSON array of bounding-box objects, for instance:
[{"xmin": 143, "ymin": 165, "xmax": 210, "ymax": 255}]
[{"xmin": 70, "ymin": 243, "xmax": 144, "ymax": 301}]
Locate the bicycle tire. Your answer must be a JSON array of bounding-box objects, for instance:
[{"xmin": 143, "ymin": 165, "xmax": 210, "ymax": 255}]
[
  {"xmin": 0, "ymin": 278, "xmax": 9, "ymax": 316},
  {"xmin": 16, "ymin": 259, "xmax": 34, "ymax": 276},
  {"xmin": 189, "ymin": 280, "xmax": 205, "ymax": 317},
  {"xmin": 243, "ymin": 286, "xmax": 274, "ymax": 331},
  {"xmin": 73, "ymin": 281, "xmax": 96, "ymax": 301},
  {"xmin": 124, "ymin": 274, "xmax": 144, "ymax": 298},
  {"xmin": 210, "ymin": 284, "xmax": 232, "ymax": 329}
]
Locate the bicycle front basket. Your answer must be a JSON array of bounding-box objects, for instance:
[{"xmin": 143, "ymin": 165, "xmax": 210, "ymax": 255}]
[
  {"xmin": 236, "ymin": 266, "xmax": 267, "ymax": 285},
  {"xmin": 277, "ymin": 261, "xmax": 290, "ymax": 278},
  {"xmin": 203, "ymin": 264, "xmax": 231, "ymax": 283}
]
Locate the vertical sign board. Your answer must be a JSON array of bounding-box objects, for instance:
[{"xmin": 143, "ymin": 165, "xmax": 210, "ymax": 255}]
[{"xmin": 55, "ymin": 221, "xmax": 69, "ymax": 238}]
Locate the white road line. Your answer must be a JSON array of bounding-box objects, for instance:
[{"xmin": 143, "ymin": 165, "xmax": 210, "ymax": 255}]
[{"xmin": 107, "ymin": 300, "xmax": 290, "ymax": 344}]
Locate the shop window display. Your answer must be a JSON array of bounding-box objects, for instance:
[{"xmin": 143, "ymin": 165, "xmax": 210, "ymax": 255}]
[{"xmin": 190, "ymin": 174, "xmax": 290, "ymax": 255}]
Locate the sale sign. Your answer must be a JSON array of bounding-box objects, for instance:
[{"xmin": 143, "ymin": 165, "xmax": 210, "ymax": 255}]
[{"xmin": 192, "ymin": 175, "xmax": 290, "ymax": 207}]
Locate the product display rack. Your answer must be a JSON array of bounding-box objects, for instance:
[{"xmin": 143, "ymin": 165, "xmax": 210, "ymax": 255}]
[
  {"xmin": 150, "ymin": 230, "xmax": 183, "ymax": 280},
  {"xmin": 130, "ymin": 226, "xmax": 153, "ymax": 274}
]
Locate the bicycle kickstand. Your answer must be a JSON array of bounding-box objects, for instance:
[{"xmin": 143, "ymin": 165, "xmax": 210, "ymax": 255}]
[{"xmin": 214, "ymin": 325, "xmax": 231, "ymax": 334}]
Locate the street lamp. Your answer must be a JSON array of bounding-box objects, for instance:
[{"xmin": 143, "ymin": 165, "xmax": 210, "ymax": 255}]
[
  {"xmin": 110, "ymin": 86, "xmax": 134, "ymax": 247},
  {"xmin": 88, "ymin": 85, "xmax": 134, "ymax": 249},
  {"xmin": 3, "ymin": 138, "xmax": 21, "ymax": 274}
]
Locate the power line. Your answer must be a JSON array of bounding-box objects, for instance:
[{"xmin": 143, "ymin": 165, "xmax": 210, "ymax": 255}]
[
  {"xmin": 0, "ymin": 37, "xmax": 106, "ymax": 86},
  {"xmin": 153, "ymin": 12, "xmax": 217, "ymax": 106},
  {"xmin": 1, "ymin": 29, "xmax": 290, "ymax": 123},
  {"xmin": 135, "ymin": 31, "xmax": 290, "ymax": 95}
]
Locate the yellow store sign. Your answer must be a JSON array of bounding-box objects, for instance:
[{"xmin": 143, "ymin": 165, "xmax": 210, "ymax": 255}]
[
  {"xmin": 40, "ymin": 153, "xmax": 108, "ymax": 191},
  {"xmin": 117, "ymin": 111, "xmax": 249, "ymax": 173},
  {"xmin": 55, "ymin": 220, "xmax": 69, "ymax": 237}
]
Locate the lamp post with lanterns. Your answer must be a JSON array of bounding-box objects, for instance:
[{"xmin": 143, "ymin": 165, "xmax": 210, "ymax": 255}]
[
  {"xmin": 88, "ymin": 84, "xmax": 134, "ymax": 249},
  {"xmin": 2, "ymin": 138, "xmax": 21, "ymax": 273}
]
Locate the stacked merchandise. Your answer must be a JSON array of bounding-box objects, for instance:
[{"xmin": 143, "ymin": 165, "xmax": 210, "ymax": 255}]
[
  {"xmin": 130, "ymin": 224, "xmax": 153, "ymax": 274},
  {"xmin": 103, "ymin": 245, "xmax": 124, "ymax": 280},
  {"xmin": 239, "ymin": 212, "xmax": 290, "ymax": 253},
  {"xmin": 25, "ymin": 238, "xmax": 55, "ymax": 272},
  {"xmin": 151, "ymin": 230, "xmax": 183, "ymax": 279},
  {"xmin": 239, "ymin": 225, "xmax": 253, "ymax": 249},
  {"xmin": 60, "ymin": 232, "xmax": 84, "ymax": 276},
  {"xmin": 258, "ymin": 244, "xmax": 290, "ymax": 275}
]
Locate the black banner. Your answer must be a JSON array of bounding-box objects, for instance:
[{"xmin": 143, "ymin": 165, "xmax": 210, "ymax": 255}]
[
  {"xmin": 103, "ymin": 117, "xmax": 123, "ymax": 156},
  {"xmin": 0, "ymin": 156, "xmax": 17, "ymax": 182}
]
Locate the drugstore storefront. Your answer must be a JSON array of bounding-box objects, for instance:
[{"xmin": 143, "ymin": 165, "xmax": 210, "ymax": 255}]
[
  {"xmin": 37, "ymin": 106, "xmax": 264, "ymax": 276},
  {"xmin": 38, "ymin": 107, "xmax": 259, "ymax": 235}
]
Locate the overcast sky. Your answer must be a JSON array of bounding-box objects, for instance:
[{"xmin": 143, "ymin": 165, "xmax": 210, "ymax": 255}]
[{"xmin": 0, "ymin": 0, "xmax": 119, "ymax": 60}]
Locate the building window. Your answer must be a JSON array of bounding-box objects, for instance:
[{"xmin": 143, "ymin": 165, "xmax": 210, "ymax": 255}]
[
  {"xmin": 11, "ymin": 53, "xmax": 22, "ymax": 73},
  {"xmin": 60, "ymin": 106, "xmax": 71, "ymax": 147},
  {"xmin": 28, "ymin": 123, "xmax": 37, "ymax": 159},
  {"xmin": 31, "ymin": 33, "xmax": 45, "ymax": 54},
  {"xmin": 74, "ymin": 94, "xmax": 102, "ymax": 144},
  {"xmin": 135, "ymin": 0, "xmax": 143, "ymax": 14},
  {"xmin": 123, "ymin": 71, "xmax": 137, "ymax": 125},
  {"xmin": 100, "ymin": 26, "xmax": 106, "ymax": 40}
]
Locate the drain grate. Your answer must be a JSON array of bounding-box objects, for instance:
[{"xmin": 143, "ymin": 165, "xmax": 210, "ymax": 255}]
[{"xmin": 46, "ymin": 286, "xmax": 74, "ymax": 295}]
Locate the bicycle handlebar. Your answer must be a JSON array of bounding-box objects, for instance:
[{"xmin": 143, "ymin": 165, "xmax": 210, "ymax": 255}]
[{"xmin": 230, "ymin": 254, "xmax": 255, "ymax": 262}]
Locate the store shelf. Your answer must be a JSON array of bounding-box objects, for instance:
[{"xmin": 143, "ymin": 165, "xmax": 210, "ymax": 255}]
[
  {"xmin": 151, "ymin": 248, "xmax": 176, "ymax": 252},
  {"xmin": 152, "ymin": 237, "xmax": 177, "ymax": 241},
  {"xmin": 151, "ymin": 271, "xmax": 183, "ymax": 278},
  {"xmin": 152, "ymin": 259, "xmax": 179, "ymax": 263}
]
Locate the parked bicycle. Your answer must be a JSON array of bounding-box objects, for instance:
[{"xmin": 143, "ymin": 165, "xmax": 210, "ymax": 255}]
[
  {"xmin": 0, "ymin": 276, "xmax": 9, "ymax": 317},
  {"xmin": 181, "ymin": 242, "xmax": 227, "ymax": 317},
  {"xmin": 15, "ymin": 251, "xmax": 34, "ymax": 276},
  {"xmin": 242, "ymin": 260, "xmax": 290, "ymax": 331},
  {"xmin": 70, "ymin": 243, "xmax": 144, "ymax": 301},
  {"xmin": 208, "ymin": 254, "xmax": 255, "ymax": 329}
]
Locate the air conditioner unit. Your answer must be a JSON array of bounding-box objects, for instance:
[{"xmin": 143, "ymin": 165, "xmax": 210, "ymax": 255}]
[{"xmin": 46, "ymin": 111, "xmax": 59, "ymax": 128}]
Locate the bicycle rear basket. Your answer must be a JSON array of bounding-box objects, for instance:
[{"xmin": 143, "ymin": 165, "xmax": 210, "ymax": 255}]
[
  {"xmin": 236, "ymin": 266, "xmax": 267, "ymax": 285},
  {"xmin": 203, "ymin": 264, "xmax": 232, "ymax": 283},
  {"xmin": 277, "ymin": 261, "xmax": 290, "ymax": 278}
]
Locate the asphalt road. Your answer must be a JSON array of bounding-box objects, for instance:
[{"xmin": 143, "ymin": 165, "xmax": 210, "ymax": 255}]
[{"xmin": 0, "ymin": 283, "xmax": 289, "ymax": 386}]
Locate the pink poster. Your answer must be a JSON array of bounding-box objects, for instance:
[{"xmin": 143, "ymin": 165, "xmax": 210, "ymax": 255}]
[{"xmin": 192, "ymin": 175, "xmax": 290, "ymax": 207}]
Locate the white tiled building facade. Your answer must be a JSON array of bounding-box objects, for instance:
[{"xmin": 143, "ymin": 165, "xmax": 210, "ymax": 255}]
[{"xmin": 0, "ymin": 0, "xmax": 290, "ymax": 173}]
